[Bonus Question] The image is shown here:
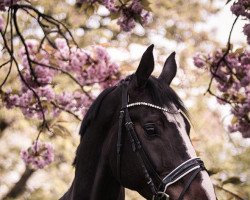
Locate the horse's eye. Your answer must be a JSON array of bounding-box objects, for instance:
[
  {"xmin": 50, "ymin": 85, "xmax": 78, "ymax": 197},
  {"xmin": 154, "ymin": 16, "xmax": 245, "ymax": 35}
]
[{"xmin": 143, "ymin": 123, "xmax": 158, "ymax": 137}]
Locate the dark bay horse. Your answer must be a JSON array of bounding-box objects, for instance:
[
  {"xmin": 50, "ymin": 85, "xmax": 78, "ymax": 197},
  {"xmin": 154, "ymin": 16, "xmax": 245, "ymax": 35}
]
[{"xmin": 60, "ymin": 45, "xmax": 217, "ymax": 200}]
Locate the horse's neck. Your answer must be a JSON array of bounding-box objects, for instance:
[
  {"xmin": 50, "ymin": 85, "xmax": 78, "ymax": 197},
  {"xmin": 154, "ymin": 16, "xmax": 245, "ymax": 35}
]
[
  {"xmin": 63, "ymin": 125, "xmax": 124, "ymax": 200},
  {"xmin": 87, "ymin": 154, "xmax": 124, "ymax": 200}
]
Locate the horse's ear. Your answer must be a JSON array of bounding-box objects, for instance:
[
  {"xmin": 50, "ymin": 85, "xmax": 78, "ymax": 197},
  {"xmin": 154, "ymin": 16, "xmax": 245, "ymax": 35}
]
[
  {"xmin": 158, "ymin": 52, "xmax": 177, "ymax": 85},
  {"xmin": 135, "ymin": 44, "xmax": 154, "ymax": 87}
]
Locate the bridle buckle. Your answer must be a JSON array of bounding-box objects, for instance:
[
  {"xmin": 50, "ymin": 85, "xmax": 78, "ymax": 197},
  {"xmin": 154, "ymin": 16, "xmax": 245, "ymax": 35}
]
[{"xmin": 153, "ymin": 192, "xmax": 170, "ymax": 200}]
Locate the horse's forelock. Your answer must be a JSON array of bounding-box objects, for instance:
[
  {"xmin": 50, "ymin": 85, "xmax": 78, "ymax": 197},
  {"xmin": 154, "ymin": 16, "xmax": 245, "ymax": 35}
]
[{"xmin": 146, "ymin": 76, "xmax": 190, "ymax": 120}]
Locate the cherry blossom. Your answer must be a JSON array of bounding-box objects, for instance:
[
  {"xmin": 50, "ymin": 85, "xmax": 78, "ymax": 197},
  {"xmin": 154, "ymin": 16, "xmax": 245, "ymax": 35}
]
[
  {"xmin": 20, "ymin": 141, "xmax": 54, "ymax": 169},
  {"xmin": 194, "ymin": 50, "xmax": 250, "ymax": 137},
  {"xmin": 194, "ymin": 0, "xmax": 250, "ymax": 138},
  {"xmin": 4, "ymin": 38, "xmax": 120, "ymax": 120}
]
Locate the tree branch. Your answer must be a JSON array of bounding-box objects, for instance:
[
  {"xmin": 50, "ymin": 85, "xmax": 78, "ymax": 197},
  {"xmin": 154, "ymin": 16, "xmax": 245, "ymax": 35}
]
[
  {"xmin": 214, "ymin": 184, "xmax": 245, "ymax": 200},
  {"xmin": 206, "ymin": 16, "xmax": 239, "ymax": 94},
  {"xmin": 2, "ymin": 167, "xmax": 35, "ymax": 200}
]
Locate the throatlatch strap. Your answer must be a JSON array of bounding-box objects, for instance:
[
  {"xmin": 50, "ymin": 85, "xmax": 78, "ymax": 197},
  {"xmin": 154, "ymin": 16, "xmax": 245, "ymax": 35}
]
[
  {"xmin": 117, "ymin": 110, "xmax": 124, "ymax": 181},
  {"xmin": 117, "ymin": 82, "xmax": 128, "ymax": 181}
]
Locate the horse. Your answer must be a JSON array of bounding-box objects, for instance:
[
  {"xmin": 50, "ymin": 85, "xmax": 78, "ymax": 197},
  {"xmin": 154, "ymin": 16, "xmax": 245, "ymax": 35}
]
[{"xmin": 60, "ymin": 45, "xmax": 217, "ymax": 200}]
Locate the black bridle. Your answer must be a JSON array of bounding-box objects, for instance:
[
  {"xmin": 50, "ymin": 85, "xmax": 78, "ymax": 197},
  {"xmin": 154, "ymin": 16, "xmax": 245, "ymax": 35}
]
[{"xmin": 116, "ymin": 80, "xmax": 206, "ymax": 200}]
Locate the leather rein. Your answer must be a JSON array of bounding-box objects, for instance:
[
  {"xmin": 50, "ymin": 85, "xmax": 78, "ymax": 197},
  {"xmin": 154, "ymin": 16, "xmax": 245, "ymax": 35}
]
[{"xmin": 116, "ymin": 80, "xmax": 206, "ymax": 200}]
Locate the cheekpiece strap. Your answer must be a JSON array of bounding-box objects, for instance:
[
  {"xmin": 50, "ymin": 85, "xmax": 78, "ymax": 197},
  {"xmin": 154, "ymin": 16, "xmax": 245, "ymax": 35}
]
[{"xmin": 116, "ymin": 81, "xmax": 129, "ymax": 181}]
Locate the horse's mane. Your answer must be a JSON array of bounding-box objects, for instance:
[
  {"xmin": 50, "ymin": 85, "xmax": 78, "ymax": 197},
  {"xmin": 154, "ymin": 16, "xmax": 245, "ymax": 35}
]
[
  {"xmin": 79, "ymin": 86, "xmax": 117, "ymax": 137},
  {"xmin": 73, "ymin": 86, "xmax": 116, "ymax": 166}
]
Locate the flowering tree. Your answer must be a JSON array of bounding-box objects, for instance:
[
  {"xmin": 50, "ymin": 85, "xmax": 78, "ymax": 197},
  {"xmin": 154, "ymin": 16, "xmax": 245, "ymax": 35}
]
[
  {"xmin": 194, "ymin": 0, "xmax": 250, "ymax": 138},
  {"xmin": 0, "ymin": 0, "xmax": 121, "ymax": 171}
]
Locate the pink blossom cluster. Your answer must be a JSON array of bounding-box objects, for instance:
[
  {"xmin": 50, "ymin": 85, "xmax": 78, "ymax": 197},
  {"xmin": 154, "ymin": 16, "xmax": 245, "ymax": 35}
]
[
  {"xmin": 54, "ymin": 38, "xmax": 120, "ymax": 88},
  {"xmin": 194, "ymin": 50, "xmax": 250, "ymax": 137},
  {"xmin": 77, "ymin": 0, "xmax": 151, "ymax": 32},
  {"xmin": 0, "ymin": 0, "xmax": 20, "ymax": 11},
  {"xmin": 4, "ymin": 38, "xmax": 120, "ymax": 119},
  {"xmin": 193, "ymin": 53, "xmax": 206, "ymax": 69},
  {"xmin": 116, "ymin": 0, "xmax": 150, "ymax": 32},
  {"xmin": 231, "ymin": 0, "xmax": 250, "ymax": 44},
  {"xmin": 20, "ymin": 141, "xmax": 54, "ymax": 169},
  {"xmin": 243, "ymin": 23, "xmax": 250, "ymax": 44},
  {"xmin": 231, "ymin": 0, "xmax": 250, "ymax": 18}
]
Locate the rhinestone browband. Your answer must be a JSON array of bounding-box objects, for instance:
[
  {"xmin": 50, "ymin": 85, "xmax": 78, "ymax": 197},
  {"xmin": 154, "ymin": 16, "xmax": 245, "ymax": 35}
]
[{"xmin": 126, "ymin": 102, "xmax": 181, "ymax": 114}]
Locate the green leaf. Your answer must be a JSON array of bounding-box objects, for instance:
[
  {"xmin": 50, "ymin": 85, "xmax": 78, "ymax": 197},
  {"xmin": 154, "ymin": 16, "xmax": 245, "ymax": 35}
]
[
  {"xmin": 86, "ymin": 6, "xmax": 95, "ymax": 16},
  {"xmin": 134, "ymin": 14, "xmax": 142, "ymax": 24},
  {"xmin": 123, "ymin": 0, "xmax": 130, "ymax": 3},
  {"xmin": 76, "ymin": 2, "xmax": 89, "ymax": 12},
  {"xmin": 207, "ymin": 167, "xmax": 221, "ymax": 175},
  {"xmin": 110, "ymin": 12, "xmax": 120, "ymax": 20},
  {"xmin": 52, "ymin": 124, "xmax": 71, "ymax": 137},
  {"xmin": 141, "ymin": 0, "xmax": 152, "ymax": 12},
  {"xmin": 234, "ymin": 47, "xmax": 244, "ymax": 55},
  {"xmin": 231, "ymin": 116, "xmax": 238, "ymax": 124},
  {"xmin": 222, "ymin": 177, "xmax": 242, "ymax": 185}
]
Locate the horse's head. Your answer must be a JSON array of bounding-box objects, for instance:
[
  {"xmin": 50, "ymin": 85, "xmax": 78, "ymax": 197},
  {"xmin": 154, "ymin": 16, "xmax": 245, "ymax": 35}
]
[
  {"xmin": 62, "ymin": 45, "xmax": 217, "ymax": 200},
  {"xmin": 107, "ymin": 45, "xmax": 217, "ymax": 200}
]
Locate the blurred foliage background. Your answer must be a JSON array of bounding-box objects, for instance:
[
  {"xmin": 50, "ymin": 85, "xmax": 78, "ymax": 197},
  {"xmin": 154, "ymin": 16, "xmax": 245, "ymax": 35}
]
[{"xmin": 0, "ymin": 0, "xmax": 249, "ymax": 199}]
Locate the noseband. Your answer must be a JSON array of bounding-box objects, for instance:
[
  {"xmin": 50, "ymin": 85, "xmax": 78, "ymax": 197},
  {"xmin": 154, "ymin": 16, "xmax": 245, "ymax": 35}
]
[{"xmin": 116, "ymin": 80, "xmax": 206, "ymax": 200}]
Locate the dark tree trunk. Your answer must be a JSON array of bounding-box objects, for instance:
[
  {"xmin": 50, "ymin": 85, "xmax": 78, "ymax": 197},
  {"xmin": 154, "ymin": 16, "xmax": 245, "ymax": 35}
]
[{"xmin": 3, "ymin": 167, "xmax": 35, "ymax": 200}]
